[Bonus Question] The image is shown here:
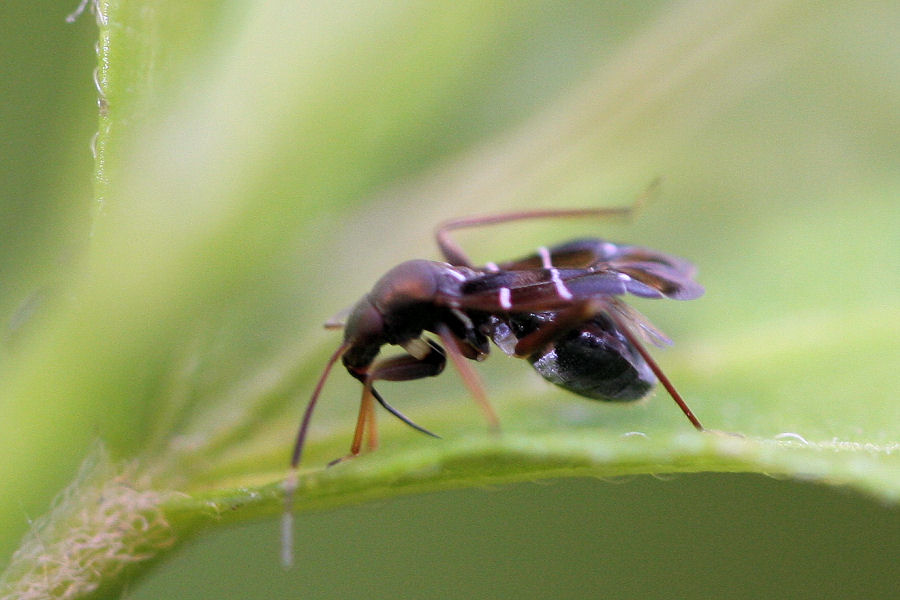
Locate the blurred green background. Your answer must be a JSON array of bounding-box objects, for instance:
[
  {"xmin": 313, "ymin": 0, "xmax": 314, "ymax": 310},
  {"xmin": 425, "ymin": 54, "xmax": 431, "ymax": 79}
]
[{"xmin": 2, "ymin": 2, "xmax": 898, "ymax": 599}]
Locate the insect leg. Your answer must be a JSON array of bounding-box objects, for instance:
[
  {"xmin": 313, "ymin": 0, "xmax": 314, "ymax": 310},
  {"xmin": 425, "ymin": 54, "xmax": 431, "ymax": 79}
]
[
  {"xmin": 606, "ymin": 310, "xmax": 705, "ymax": 431},
  {"xmin": 355, "ymin": 344, "xmax": 447, "ymax": 442},
  {"xmin": 351, "ymin": 379, "xmax": 376, "ymax": 454},
  {"xmin": 328, "ymin": 377, "xmax": 379, "ymax": 466},
  {"xmin": 365, "ymin": 340, "xmax": 446, "ymax": 381},
  {"xmin": 504, "ymin": 297, "xmax": 705, "ymax": 431},
  {"xmin": 371, "ymin": 387, "xmax": 441, "ymax": 439},
  {"xmin": 510, "ymin": 299, "xmax": 606, "ymax": 358},
  {"xmin": 436, "ymin": 323, "xmax": 500, "ymax": 432}
]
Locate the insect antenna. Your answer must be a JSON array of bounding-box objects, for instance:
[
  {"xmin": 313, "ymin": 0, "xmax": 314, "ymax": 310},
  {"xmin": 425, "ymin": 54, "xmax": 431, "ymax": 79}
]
[
  {"xmin": 371, "ymin": 386, "xmax": 441, "ymax": 439},
  {"xmin": 435, "ymin": 179, "xmax": 659, "ymax": 266},
  {"xmin": 290, "ymin": 341, "xmax": 352, "ymax": 468},
  {"xmin": 283, "ymin": 340, "xmax": 350, "ymax": 568}
]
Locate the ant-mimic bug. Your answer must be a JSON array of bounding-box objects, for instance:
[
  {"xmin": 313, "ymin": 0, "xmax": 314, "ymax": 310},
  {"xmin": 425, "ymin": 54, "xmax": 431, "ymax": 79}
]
[
  {"xmin": 290, "ymin": 197, "xmax": 704, "ymax": 470},
  {"xmin": 281, "ymin": 194, "xmax": 705, "ymax": 565}
]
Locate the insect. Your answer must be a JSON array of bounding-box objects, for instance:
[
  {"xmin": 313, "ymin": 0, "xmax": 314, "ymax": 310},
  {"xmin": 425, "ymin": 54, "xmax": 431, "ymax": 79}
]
[{"xmin": 289, "ymin": 201, "xmax": 705, "ymax": 472}]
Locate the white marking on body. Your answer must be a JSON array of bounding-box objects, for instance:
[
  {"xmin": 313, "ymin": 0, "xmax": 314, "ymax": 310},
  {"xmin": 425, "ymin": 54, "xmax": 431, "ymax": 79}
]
[
  {"xmin": 537, "ymin": 246, "xmax": 552, "ymax": 268},
  {"xmin": 553, "ymin": 275, "xmax": 573, "ymax": 299},
  {"xmin": 482, "ymin": 262, "xmax": 508, "ymax": 308},
  {"xmin": 446, "ymin": 269, "xmax": 467, "ymax": 281},
  {"xmin": 538, "ymin": 245, "xmax": 573, "ymax": 300}
]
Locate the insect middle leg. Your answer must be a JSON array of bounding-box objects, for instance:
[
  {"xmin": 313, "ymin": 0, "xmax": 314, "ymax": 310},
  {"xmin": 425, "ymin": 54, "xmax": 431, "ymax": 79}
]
[
  {"xmin": 436, "ymin": 323, "xmax": 500, "ymax": 432},
  {"xmin": 509, "ymin": 299, "xmax": 608, "ymax": 358}
]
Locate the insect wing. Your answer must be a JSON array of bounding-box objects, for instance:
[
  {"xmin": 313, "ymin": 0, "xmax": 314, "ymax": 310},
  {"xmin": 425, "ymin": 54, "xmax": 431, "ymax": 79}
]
[
  {"xmin": 457, "ymin": 268, "xmax": 634, "ymax": 312},
  {"xmin": 606, "ymin": 297, "xmax": 673, "ymax": 348},
  {"xmin": 557, "ymin": 241, "xmax": 703, "ymax": 300},
  {"xmin": 490, "ymin": 239, "xmax": 703, "ymax": 301},
  {"xmin": 564, "ymin": 269, "xmax": 671, "ymax": 299},
  {"xmin": 462, "ymin": 269, "xmax": 552, "ymax": 293},
  {"xmin": 609, "ymin": 246, "xmax": 699, "ymax": 278},
  {"xmin": 608, "ymin": 260, "xmax": 704, "ymax": 300}
]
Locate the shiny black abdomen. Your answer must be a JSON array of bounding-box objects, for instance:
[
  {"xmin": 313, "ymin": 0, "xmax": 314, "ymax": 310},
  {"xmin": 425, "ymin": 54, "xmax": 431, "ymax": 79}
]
[{"xmin": 511, "ymin": 313, "xmax": 656, "ymax": 402}]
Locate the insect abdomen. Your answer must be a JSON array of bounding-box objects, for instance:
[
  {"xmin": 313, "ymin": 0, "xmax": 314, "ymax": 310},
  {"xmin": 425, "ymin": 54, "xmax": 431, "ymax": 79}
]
[{"xmin": 524, "ymin": 318, "xmax": 656, "ymax": 402}]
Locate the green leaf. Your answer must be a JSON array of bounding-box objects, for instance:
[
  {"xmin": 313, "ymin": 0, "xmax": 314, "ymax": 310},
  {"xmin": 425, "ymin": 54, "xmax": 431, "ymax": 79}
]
[{"xmin": 2, "ymin": 1, "xmax": 897, "ymax": 598}]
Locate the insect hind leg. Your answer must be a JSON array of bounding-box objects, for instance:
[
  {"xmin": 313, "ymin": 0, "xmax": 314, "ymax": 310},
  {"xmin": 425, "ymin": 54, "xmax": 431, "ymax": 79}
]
[{"xmin": 606, "ymin": 310, "xmax": 704, "ymax": 431}]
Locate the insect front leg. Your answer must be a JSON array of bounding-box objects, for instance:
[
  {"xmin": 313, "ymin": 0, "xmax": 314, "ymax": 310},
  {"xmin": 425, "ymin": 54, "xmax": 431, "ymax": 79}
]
[{"xmin": 330, "ymin": 340, "xmax": 448, "ymax": 465}]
